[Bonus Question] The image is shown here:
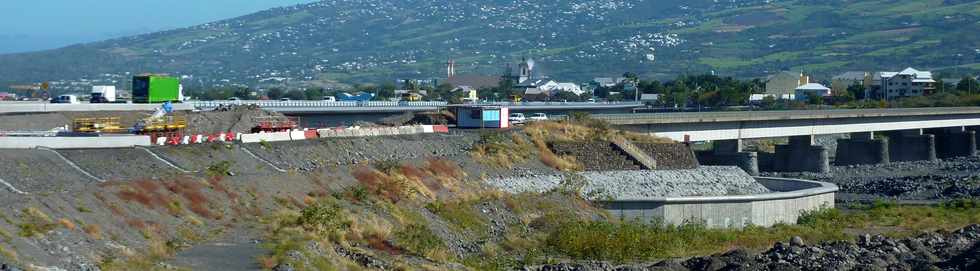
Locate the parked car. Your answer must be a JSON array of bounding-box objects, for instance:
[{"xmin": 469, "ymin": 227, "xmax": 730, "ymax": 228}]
[
  {"xmin": 508, "ymin": 113, "xmax": 527, "ymax": 124},
  {"xmin": 280, "ymin": 98, "xmax": 291, "ymax": 101},
  {"xmin": 529, "ymin": 113, "xmax": 548, "ymax": 121},
  {"xmin": 322, "ymin": 96, "xmax": 337, "ymax": 102}
]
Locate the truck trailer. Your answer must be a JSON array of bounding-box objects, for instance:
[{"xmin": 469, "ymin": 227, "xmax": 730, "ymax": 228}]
[{"xmin": 133, "ymin": 75, "xmax": 181, "ymax": 103}]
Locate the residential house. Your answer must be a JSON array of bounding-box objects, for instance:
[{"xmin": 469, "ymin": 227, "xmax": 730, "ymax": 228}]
[
  {"xmin": 831, "ymin": 71, "xmax": 871, "ymax": 97},
  {"xmin": 765, "ymin": 71, "xmax": 809, "ymax": 96},
  {"xmin": 794, "ymin": 83, "xmax": 832, "ymax": 101},
  {"xmin": 554, "ymin": 83, "xmax": 585, "ymax": 96},
  {"xmin": 592, "ymin": 77, "xmax": 626, "ymax": 88},
  {"xmin": 870, "ymin": 67, "xmax": 935, "ymax": 100}
]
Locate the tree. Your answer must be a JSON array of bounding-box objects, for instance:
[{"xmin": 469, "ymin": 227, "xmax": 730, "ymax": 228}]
[
  {"xmin": 846, "ymin": 84, "xmax": 866, "ymax": 100},
  {"xmin": 554, "ymin": 91, "xmax": 582, "ymax": 102},
  {"xmin": 284, "ymin": 90, "xmax": 306, "ymax": 100},
  {"xmin": 957, "ymin": 77, "xmax": 979, "ymax": 93},
  {"xmin": 267, "ymin": 88, "xmax": 285, "ymax": 100},
  {"xmin": 304, "ymin": 88, "xmax": 324, "ymax": 100},
  {"xmin": 377, "ymin": 83, "xmax": 397, "ymax": 99}
]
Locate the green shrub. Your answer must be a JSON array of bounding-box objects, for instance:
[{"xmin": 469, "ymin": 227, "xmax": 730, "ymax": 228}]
[
  {"xmin": 296, "ymin": 201, "xmax": 350, "ymax": 237},
  {"xmin": 206, "ymin": 161, "xmax": 233, "ymax": 177},
  {"xmin": 426, "ymin": 200, "xmax": 489, "ymax": 236},
  {"xmin": 394, "ymin": 224, "xmax": 446, "ymax": 258}
]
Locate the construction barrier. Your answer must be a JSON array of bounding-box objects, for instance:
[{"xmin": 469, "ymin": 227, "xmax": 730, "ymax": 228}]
[
  {"xmin": 289, "ymin": 130, "xmax": 307, "ymax": 141},
  {"xmin": 240, "ymin": 131, "xmax": 292, "ymax": 143},
  {"xmin": 433, "ymin": 125, "xmax": 449, "ymax": 133}
]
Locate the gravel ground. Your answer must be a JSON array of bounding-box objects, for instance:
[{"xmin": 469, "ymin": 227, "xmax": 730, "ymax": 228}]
[
  {"xmin": 58, "ymin": 148, "xmax": 182, "ymax": 181},
  {"xmin": 765, "ymin": 156, "xmax": 980, "ymax": 203},
  {"xmin": 529, "ymin": 224, "xmax": 980, "ymax": 270},
  {"xmin": 246, "ymin": 133, "xmax": 479, "ymax": 171},
  {"xmin": 486, "ymin": 166, "xmax": 769, "ymax": 200},
  {"xmin": 186, "ymin": 106, "xmax": 290, "ymax": 134},
  {"xmin": 152, "ymin": 144, "xmax": 279, "ymax": 176},
  {"xmin": 0, "ymin": 149, "xmax": 92, "ymax": 192}
]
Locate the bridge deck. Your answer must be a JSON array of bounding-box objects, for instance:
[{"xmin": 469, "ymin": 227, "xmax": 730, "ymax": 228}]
[{"xmin": 594, "ymin": 107, "xmax": 980, "ymax": 125}]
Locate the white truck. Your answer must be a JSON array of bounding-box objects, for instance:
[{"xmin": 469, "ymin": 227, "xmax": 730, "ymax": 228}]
[
  {"xmin": 52, "ymin": 95, "xmax": 80, "ymax": 104},
  {"xmin": 91, "ymin": 85, "xmax": 117, "ymax": 103}
]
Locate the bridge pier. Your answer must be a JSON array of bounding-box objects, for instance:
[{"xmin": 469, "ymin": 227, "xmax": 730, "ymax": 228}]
[
  {"xmin": 835, "ymin": 132, "xmax": 889, "ymax": 166},
  {"xmin": 694, "ymin": 139, "xmax": 759, "ymax": 175},
  {"xmin": 886, "ymin": 129, "xmax": 937, "ymax": 162},
  {"xmin": 924, "ymin": 127, "xmax": 976, "ymax": 158},
  {"xmin": 771, "ymin": 135, "xmax": 829, "ymax": 173},
  {"xmin": 970, "ymin": 126, "xmax": 980, "ymax": 151}
]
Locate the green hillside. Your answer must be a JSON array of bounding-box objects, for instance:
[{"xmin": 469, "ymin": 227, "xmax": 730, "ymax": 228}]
[{"xmin": 0, "ymin": 0, "xmax": 978, "ymax": 89}]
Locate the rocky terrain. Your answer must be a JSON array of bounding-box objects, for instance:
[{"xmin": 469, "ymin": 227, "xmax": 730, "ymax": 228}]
[
  {"xmin": 529, "ymin": 224, "xmax": 980, "ymax": 270},
  {"xmin": 766, "ymin": 156, "xmax": 980, "ymax": 203},
  {"xmin": 487, "ymin": 166, "xmax": 768, "ymax": 200}
]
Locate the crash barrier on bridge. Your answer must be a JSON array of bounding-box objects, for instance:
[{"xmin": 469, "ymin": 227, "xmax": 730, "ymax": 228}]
[
  {"xmin": 0, "ymin": 135, "xmax": 152, "ymax": 149},
  {"xmin": 0, "ymin": 102, "xmax": 196, "ymax": 114},
  {"xmin": 602, "ymin": 177, "xmax": 838, "ymax": 228}
]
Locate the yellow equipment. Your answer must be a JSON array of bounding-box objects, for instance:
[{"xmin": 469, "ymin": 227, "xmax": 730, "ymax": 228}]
[
  {"xmin": 509, "ymin": 95, "xmax": 523, "ymax": 102},
  {"xmin": 137, "ymin": 115, "xmax": 187, "ymax": 133},
  {"xmin": 73, "ymin": 117, "xmax": 127, "ymax": 133}
]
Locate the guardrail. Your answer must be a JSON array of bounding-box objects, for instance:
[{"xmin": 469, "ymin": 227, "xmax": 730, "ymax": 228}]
[
  {"xmin": 590, "ymin": 107, "xmax": 980, "ymax": 124},
  {"xmin": 190, "ymin": 100, "xmax": 643, "ymax": 109}
]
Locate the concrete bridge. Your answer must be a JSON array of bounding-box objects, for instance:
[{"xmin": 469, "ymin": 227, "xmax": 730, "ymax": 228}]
[
  {"xmin": 595, "ymin": 107, "xmax": 980, "ymax": 175},
  {"xmin": 190, "ymin": 100, "xmax": 643, "ymax": 114}
]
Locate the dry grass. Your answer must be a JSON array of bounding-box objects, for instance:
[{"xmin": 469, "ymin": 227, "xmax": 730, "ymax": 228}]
[
  {"xmin": 58, "ymin": 219, "xmax": 76, "ymax": 231},
  {"xmin": 470, "ymin": 133, "xmax": 536, "ymax": 169},
  {"xmin": 84, "ymin": 224, "xmax": 103, "ymax": 240}
]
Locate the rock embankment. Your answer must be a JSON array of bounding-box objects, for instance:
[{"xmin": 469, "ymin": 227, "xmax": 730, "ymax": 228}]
[
  {"xmin": 634, "ymin": 143, "xmax": 699, "ymax": 170},
  {"xmin": 551, "ymin": 141, "xmax": 642, "ymax": 171},
  {"xmin": 528, "ymin": 224, "xmax": 980, "ymax": 270},
  {"xmin": 485, "ymin": 166, "xmax": 769, "ymax": 200}
]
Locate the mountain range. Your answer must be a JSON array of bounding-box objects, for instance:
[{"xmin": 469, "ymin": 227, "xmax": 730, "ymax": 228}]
[{"xmin": 1, "ymin": 0, "xmax": 979, "ymax": 90}]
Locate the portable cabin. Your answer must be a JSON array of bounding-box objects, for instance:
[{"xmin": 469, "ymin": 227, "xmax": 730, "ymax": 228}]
[{"xmin": 451, "ymin": 105, "xmax": 510, "ymax": 129}]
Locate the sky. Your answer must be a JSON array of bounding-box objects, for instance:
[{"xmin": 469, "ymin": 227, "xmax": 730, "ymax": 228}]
[{"xmin": 0, "ymin": 0, "xmax": 318, "ymax": 54}]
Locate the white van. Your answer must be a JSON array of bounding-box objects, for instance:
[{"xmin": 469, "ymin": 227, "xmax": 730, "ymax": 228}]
[{"xmin": 52, "ymin": 95, "xmax": 80, "ymax": 104}]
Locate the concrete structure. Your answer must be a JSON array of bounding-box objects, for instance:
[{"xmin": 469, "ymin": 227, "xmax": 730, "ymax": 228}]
[
  {"xmin": 765, "ymin": 71, "xmax": 809, "ymax": 96},
  {"xmin": 885, "ymin": 129, "xmax": 937, "ymax": 162},
  {"xmin": 695, "ymin": 139, "xmax": 759, "ymax": 175},
  {"xmin": 0, "ymin": 135, "xmax": 151, "ymax": 149},
  {"xmin": 597, "ymin": 107, "xmax": 980, "ymax": 172},
  {"xmin": 769, "ymin": 135, "xmax": 830, "ymax": 173},
  {"xmin": 925, "ymin": 127, "xmax": 977, "ymax": 158},
  {"xmin": 451, "ymin": 105, "xmax": 510, "ymax": 128},
  {"xmin": 870, "ymin": 67, "xmax": 936, "ymax": 100},
  {"xmin": 835, "ymin": 132, "xmax": 889, "ymax": 166},
  {"xmin": 603, "ymin": 177, "xmax": 838, "ymax": 228}
]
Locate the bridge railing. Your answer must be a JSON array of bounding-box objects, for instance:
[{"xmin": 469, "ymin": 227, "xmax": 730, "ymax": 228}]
[
  {"xmin": 190, "ymin": 100, "xmax": 641, "ymax": 109},
  {"xmin": 190, "ymin": 100, "xmax": 449, "ymax": 109}
]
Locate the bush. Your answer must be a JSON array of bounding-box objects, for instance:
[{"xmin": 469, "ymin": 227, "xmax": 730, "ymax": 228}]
[
  {"xmin": 296, "ymin": 201, "xmax": 350, "ymax": 237},
  {"xmin": 394, "ymin": 224, "xmax": 447, "ymax": 259},
  {"xmin": 206, "ymin": 161, "xmax": 233, "ymax": 177}
]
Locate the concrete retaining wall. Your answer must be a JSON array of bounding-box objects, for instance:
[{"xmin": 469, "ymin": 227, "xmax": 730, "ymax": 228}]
[
  {"xmin": 0, "ymin": 135, "xmax": 151, "ymax": 149},
  {"xmin": 603, "ymin": 177, "xmax": 838, "ymax": 228}
]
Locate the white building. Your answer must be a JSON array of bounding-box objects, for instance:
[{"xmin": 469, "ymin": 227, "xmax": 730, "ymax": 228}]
[
  {"xmin": 794, "ymin": 83, "xmax": 831, "ymax": 101},
  {"xmin": 553, "ymin": 83, "xmax": 584, "ymax": 96},
  {"xmin": 869, "ymin": 67, "xmax": 936, "ymax": 100}
]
